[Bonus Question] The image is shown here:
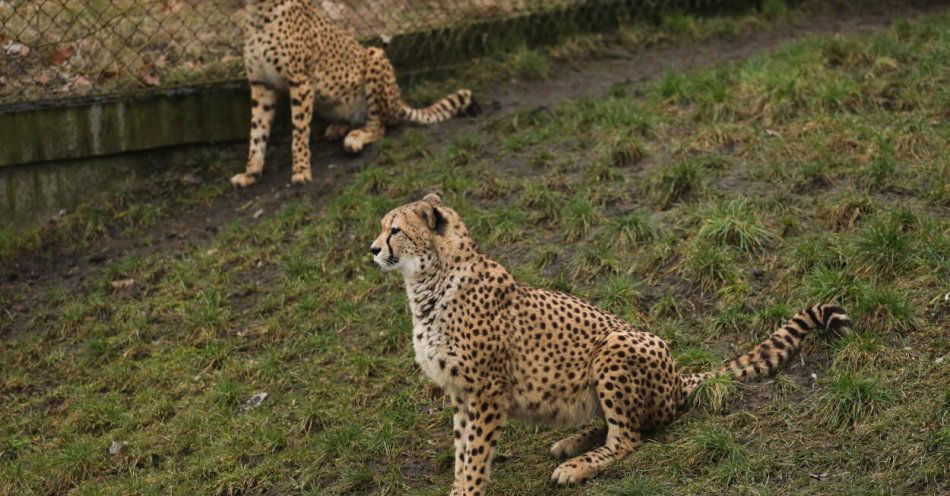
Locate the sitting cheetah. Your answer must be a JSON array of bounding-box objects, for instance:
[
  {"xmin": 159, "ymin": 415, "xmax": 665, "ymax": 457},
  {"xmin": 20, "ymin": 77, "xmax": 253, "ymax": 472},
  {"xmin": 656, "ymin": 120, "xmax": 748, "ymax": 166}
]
[
  {"xmin": 233, "ymin": 0, "xmax": 479, "ymax": 187},
  {"xmin": 370, "ymin": 194, "xmax": 851, "ymax": 495}
]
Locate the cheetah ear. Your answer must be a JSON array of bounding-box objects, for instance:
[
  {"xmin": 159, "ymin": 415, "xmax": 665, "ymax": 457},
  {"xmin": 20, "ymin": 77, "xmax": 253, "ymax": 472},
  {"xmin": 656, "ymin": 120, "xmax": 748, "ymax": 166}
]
[
  {"xmin": 422, "ymin": 193, "xmax": 442, "ymax": 205},
  {"xmin": 418, "ymin": 204, "xmax": 447, "ymax": 235}
]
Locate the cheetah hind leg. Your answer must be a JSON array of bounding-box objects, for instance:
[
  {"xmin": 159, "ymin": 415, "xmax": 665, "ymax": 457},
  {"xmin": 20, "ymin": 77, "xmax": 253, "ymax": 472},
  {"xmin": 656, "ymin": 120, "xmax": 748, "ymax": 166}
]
[
  {"xmin": 324, "ymin": 123, "xmax": 351, "ymax": 141},
  {"xmin": 343, "ymin": 47, "xmax": 390, "ymax": 154},
  {"xmin": 552, "ymin": 336, "xmax": 643, "ymax": 485},
  {"xmin": 550, "ymin": 425, "xmax": 606, "ymax": 459},
  {"xmin": 343, "ymin": 121, "xmax": 384, "ymax": 154}
]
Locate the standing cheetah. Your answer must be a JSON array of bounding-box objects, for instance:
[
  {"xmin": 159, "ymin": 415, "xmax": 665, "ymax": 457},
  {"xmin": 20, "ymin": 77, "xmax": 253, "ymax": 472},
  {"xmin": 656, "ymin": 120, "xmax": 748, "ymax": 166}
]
[
  {"xmin": 370, "ymin": 194, "xmax": 852, "ymax": 495},
  {"xmin": 233, "ymin": 0, "xmax": 479, "ymax": 187}
]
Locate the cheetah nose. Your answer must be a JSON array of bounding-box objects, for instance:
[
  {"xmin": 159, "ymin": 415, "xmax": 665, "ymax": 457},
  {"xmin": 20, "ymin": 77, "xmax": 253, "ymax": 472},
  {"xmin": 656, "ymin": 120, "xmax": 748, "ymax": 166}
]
[{"xmin": 369, "ymin": 246, "xmax": 382, "ymax": 256}]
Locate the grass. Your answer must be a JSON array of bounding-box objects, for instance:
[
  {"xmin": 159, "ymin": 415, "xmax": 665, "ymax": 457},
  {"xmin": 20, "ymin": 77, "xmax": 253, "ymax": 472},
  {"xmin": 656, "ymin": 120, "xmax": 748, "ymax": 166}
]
[
  {"xmin": 649, "ymin": 159, "xmax": 704, "ymax": 209},
  {"xmin": 686, "ymin": 374, "xmax": 740, "ymax": 414},
  {"xmin": 817, "ymin": 371, "xmax": 896, "ymax": 429},
  {"xmin": 696, "ymin": 199, "xmax": 775, "ymax": 253},
  {"xmin": 2, "ymin": 4, "xmax": 949, "ymax": 496}
]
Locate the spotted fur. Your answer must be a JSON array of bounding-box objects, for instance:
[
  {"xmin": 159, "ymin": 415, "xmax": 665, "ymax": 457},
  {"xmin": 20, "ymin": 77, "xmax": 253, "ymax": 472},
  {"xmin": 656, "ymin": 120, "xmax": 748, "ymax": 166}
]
[
  {"xmin": 232, "ymin": 0, "xmax": 479, "ymax": 188},
  {"xmin": 679, "ymin": 303, "xmax": 851, "ymax": 405},
  {"xmin": 370, "ymin": 194, "xmax": 851, "ymax": 494}
]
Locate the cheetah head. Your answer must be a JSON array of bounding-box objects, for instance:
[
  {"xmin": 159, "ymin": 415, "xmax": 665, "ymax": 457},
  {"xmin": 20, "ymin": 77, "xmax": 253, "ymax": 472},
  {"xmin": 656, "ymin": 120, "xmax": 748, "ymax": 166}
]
[{"xmin": 369, "ymin": 193, "xmax": 467, "ymax": 276}]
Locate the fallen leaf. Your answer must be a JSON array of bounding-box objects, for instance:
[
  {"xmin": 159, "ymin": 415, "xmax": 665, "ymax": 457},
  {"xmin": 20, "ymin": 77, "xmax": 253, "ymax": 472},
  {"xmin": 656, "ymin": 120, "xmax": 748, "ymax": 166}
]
[
  {"xmin": 3, "ymin": 41, "xmax": 29, "ymax": 56},
  {"xmin": 252, "ymin": 208, "xmax": 264, "ymax": 219},
  {"xmin": 809, "ymin": 472, "xmax": 829, "ymax": 481},
  {"xmin": 99, "ymin": 68, "xmax": 118, "ymax": 81},
  {"xmin": 110, "ymin": 278, "xmax": 136, "ymax": 289},
  {"xmin": 108, "ymin": 440, "xmax": 124, "ymax": 456},
  {"xmin": 877, "ymin": 57, "xmax": 898, "ymax": 71},
  {"xmin": 142, "ymin": 73, "xmax": 161, "ymax": 86},
  {"xmin": 73, "ymin": 75, "xmax": 92, "ymax": 91},
  {"xmin": 48, "ymin": 44, "xmax": 76, "ymax": 65},
  {"xmin": 34, "ymin": 73, "xmax": 50, "ymax": 85},
  {"xmin": 242, "ymin": 392, "xmax": 268, "ymax": 411},
  {"xmin": 163, "ymin": 1, "xmax": 185, "ymax": 13},
  {"xmin": 181, "ymin": 173, "xmax": 201, "ymax": 185}
]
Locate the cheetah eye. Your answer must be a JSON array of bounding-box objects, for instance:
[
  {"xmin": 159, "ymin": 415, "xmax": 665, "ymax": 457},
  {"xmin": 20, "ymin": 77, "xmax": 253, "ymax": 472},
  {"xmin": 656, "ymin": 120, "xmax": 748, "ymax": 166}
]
[{"xmin": 391, "ymin": 227, "xmax": 401, "ymax": 235}]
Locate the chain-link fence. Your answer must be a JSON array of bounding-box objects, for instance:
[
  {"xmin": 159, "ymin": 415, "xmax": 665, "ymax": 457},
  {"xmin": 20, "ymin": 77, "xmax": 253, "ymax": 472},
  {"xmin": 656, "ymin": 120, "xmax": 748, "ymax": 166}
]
[{"xmin": 0, "ymin": 0, "xmax": 747, "ymax": 108}]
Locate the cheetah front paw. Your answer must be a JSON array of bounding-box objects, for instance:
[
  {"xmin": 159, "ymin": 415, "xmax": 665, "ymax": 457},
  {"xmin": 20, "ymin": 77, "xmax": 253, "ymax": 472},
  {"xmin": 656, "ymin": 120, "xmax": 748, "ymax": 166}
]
[
  {"xmin": 551, "ymin": 460, "xmax": 598, "ymax": 486},
  {"xmin": 291, "ymin": 170, "xmax": 312, "ymax": 185},
  {"xmin": 230, "ymin": 172, "xmax": 258, "ymax": 188},
  {"xmin": 550, "ymin": 438, "xmax": 585, "ymax": 459},
  {"xmin": 324, "ymin": 123, "xmax": 351, "ymax": 141},
  {"xmin": 550, "ymin": 427, "xmax": 605, "ymax": 459},
  {"xmin": 343, "ymin": 131, "xmax": 366, "ymax": 154}
]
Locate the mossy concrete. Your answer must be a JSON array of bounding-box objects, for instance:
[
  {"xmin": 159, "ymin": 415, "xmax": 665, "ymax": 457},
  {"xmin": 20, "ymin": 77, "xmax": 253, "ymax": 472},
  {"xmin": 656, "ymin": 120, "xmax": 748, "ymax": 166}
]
[
  {"xmin": 0, "ymin": 144, "xmax": 249, "ymax": 230},
  {"xmin": 0, "ymin": 84, "xmax": 250, "ymax": 167}
]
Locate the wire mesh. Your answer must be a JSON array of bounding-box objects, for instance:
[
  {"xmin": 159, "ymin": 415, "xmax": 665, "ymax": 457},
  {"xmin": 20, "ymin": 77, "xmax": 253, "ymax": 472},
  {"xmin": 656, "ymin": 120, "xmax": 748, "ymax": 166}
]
[{"xmin": 0, "ymin": 0, "xmax": 739, "ymax": 107}]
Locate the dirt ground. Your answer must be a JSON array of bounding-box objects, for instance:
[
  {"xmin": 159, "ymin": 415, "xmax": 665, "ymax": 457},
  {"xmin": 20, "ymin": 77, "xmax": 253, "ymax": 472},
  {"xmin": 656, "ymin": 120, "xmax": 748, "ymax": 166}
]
[{"xmin": 1, "ymin": 2, "xmax": 939, "ymax": 331}]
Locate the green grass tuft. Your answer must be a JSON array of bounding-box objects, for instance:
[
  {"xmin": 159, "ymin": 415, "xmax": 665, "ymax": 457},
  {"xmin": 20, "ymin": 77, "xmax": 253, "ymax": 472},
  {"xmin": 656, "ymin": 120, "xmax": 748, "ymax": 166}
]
[
  {"xmin": 599, "ymin": 212, "xmax": 657, "ymax": 249},
  {"xmin": 606, "ymin": 475, "xmax": 672, "ymax": 496},
  {"xmin": 760, "ymin": 0, "xmax": 789, "ymax": 19},
  {"xmin": 817, "ymin": 371, "xmax": 896, "ymax": 429},
  {"xmin": 684, "ymin": 240, "xmax": 737, "ymax": 292},
  {"xmin": 697, "ymin": 199, "xmax": 775, "ymax": 253},
  {"xmin": 561, "ymin": 191, "xmax": 602, "ymax": 241},
  {"xmin": 507, "ymin": 45, "xmax": 552, "ymax": 81},
  {"xmin": 689, "ymin": 374, "xmax": 740, "ymax": 413},
  {"xmin": 650, "ymin": 159, "xmax": 703, "ymax": 208},
  {"xmin": 851, "ymin": 213, "xmax": 914, "ymax": 276}
]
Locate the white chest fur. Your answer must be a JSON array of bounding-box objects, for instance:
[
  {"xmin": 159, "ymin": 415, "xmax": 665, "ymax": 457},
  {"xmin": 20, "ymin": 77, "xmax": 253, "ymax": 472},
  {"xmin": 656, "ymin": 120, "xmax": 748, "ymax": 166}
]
[
  {"xmin": 413, "ymin": 322, "xmax": 455, "ymax": 389},
  {"xmin": 406, "ymin": 280, "xmax": 461, "ymax": 391}
]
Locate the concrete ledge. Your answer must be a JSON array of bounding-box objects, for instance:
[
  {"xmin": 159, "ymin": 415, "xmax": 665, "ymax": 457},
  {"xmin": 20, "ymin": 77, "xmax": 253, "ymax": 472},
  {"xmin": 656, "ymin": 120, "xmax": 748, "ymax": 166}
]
[{"xmin": 0, "ymin": 84, "xmax": 250, "ymax": 167}]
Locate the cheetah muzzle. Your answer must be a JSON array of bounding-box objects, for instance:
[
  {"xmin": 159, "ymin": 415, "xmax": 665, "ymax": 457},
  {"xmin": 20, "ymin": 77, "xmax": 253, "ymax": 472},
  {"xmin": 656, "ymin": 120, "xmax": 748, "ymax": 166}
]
[
  {"xmin": 370, "ymin": 194, "xmax": 851, "ymax": 495},
  {"xmin": 233, "ymin": 0, "xmax": 478, "ymax": 188}
]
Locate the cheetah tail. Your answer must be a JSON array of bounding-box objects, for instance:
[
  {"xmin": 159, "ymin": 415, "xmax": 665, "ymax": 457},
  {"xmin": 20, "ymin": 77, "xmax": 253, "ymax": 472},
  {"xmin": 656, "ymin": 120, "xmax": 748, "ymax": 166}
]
[
  {"xmin": 678, "ymin": 303, "xmax": 851, "ymax": 404},
  {"xmin": 398, "ymin": 89, "xmax": 479, "ymax": 125}
]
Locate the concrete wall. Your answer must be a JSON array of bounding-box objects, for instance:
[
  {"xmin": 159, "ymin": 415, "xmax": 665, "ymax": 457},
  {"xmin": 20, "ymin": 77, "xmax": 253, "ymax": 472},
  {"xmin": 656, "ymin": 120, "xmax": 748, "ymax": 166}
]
[{"xmin": 0, "ymin": 84, "xmax": 249, "ymax": 167}]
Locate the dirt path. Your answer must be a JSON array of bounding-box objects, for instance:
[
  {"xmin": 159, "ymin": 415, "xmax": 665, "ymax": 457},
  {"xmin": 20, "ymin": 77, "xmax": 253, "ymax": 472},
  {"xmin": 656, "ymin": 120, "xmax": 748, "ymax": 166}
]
[{"xmin": 1, "ymin": 2, "xmax": 942, "ymax": 335}]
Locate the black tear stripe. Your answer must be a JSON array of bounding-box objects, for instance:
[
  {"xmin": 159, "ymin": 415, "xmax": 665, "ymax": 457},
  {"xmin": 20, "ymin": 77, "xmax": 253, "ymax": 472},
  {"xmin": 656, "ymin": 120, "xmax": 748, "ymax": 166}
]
[{"xmin": 385, "ymin": 232, "xmax": 394, "ymax": 257}]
